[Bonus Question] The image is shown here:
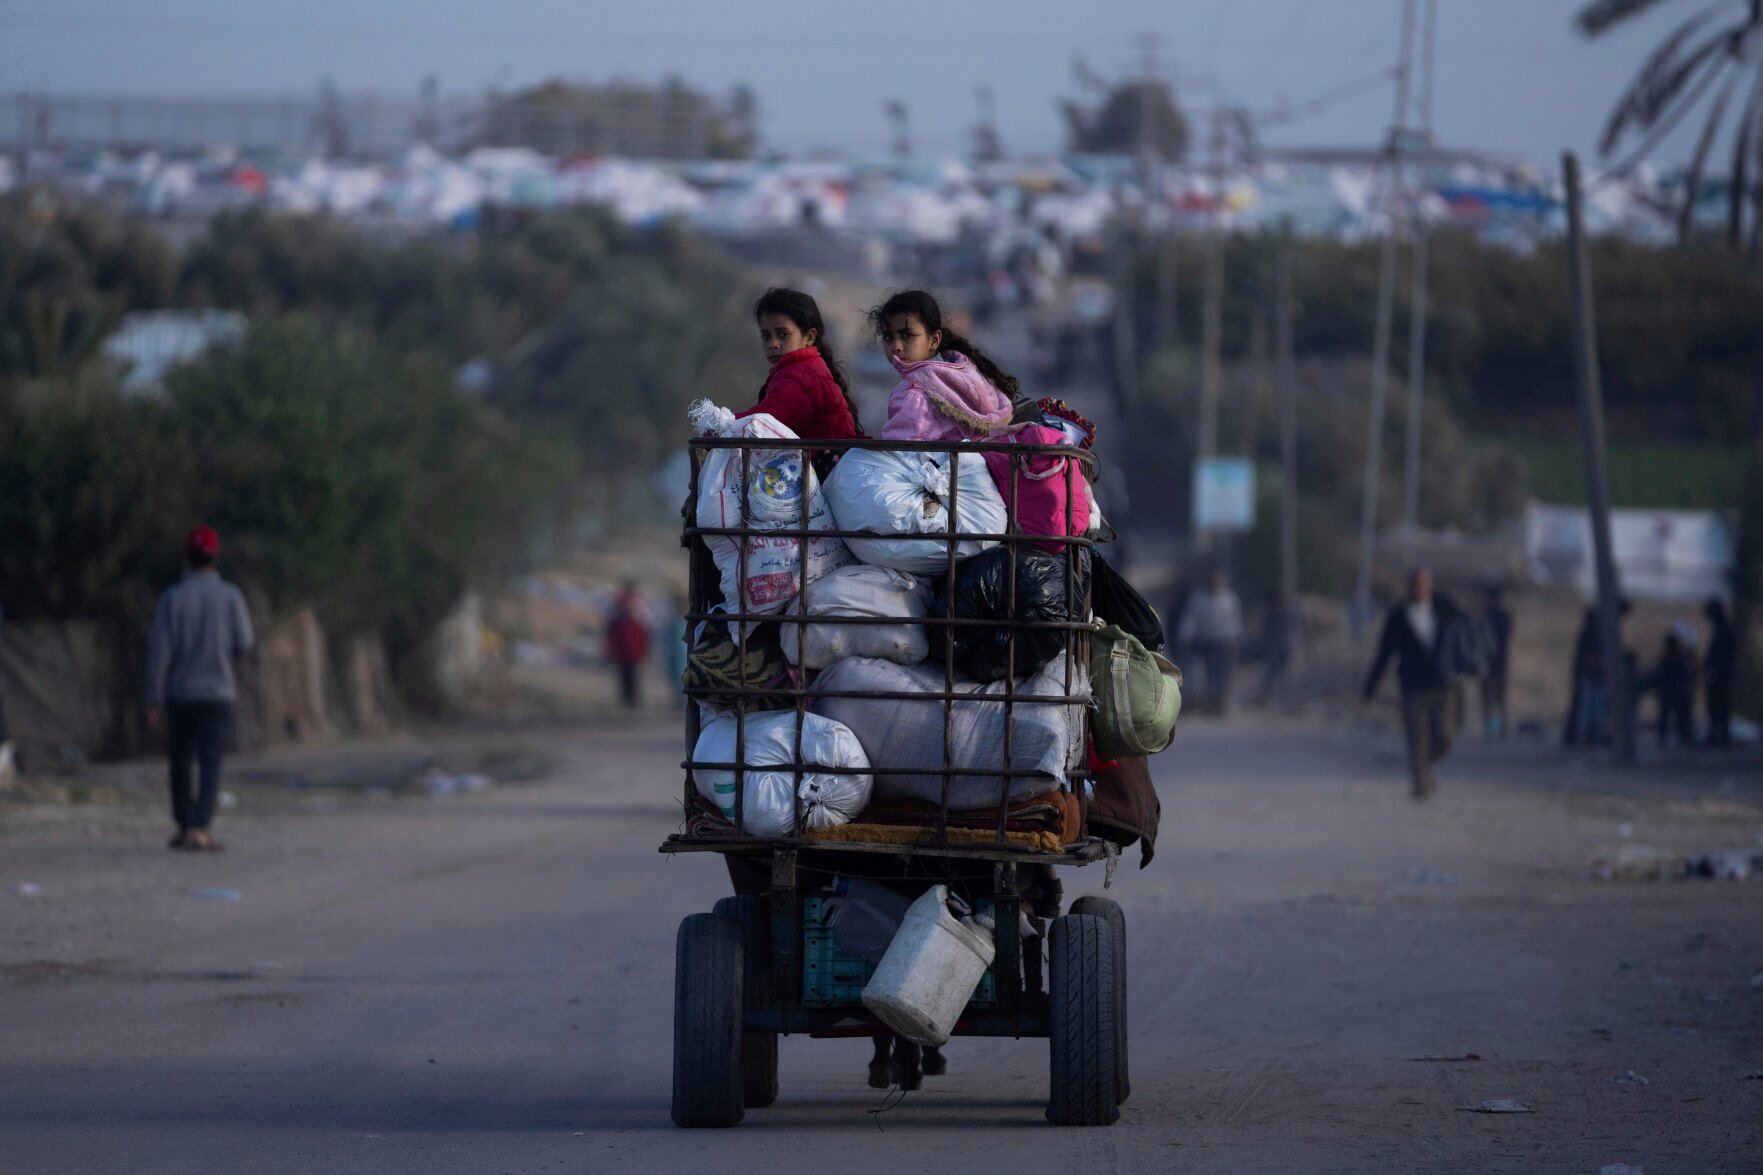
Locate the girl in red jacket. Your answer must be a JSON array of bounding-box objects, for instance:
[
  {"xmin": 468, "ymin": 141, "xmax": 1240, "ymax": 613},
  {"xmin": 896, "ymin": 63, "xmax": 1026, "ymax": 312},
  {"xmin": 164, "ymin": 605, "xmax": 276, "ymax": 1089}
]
[{"xmin": 739, "ymin": 288, "xmax": 863, "ymax": 472}]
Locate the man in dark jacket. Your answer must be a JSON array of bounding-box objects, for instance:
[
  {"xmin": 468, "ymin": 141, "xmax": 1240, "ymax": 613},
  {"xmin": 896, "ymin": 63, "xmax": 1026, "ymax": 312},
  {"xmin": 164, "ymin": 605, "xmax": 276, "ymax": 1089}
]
[
  {"xmin": 146, "ymin": 526, "xmax": 254, "ymax": 851},
  {"xmin": 1703, "ymin": 598, "xmax": 1735, "ymax": 747},
  {"xmin": 1362, "ymin": 568, "xmax": 1469, "ymax": 799},
  {"xmin": 1478, "ymin": 586, "xmax": 1513, "ymax": 737}
]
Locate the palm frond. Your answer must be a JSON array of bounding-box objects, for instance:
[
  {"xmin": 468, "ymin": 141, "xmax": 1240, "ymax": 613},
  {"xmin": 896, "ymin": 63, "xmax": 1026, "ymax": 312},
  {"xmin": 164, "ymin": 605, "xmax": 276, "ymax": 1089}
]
[
  {"xmin": 1679, "ymin": 71, "xmax": 1740, "ymax": 241},
  {"xmin": 1603, "ymin": 50, "xmax": 1733, "ymax": 174},
  {"xmin": 1599, "ymin": 25, "xmax": 1735, "ymax": 154},
  {"xmin": 1577, "ymin": 0, "xmax": 1685, "ymax": 37},
  {"xmin": 1729, "ymin": 72, "xmax": 1763, "ymax": 247}
]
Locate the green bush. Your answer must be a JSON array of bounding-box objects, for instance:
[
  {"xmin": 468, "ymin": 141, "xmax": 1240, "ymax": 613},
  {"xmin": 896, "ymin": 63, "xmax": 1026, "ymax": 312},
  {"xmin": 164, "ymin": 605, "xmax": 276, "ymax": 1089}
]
[
  {"xmin": 163, "ymin": 321, "xmax": 570, "ymax": 645},
  {"xmin": 0, "ymin": 372, "xmax": 189, "ymax": 620}
]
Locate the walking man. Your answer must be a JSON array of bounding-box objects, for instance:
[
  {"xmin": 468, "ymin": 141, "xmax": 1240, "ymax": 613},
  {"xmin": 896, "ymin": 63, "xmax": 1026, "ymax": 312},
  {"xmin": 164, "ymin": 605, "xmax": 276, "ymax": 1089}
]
[
  {"xmin": 146, "ymin": 526, "xmax": 254, "ymax": 852},
  {"xmin": 1179, "ymin": 567, "xmax": 1243, "ymax": 714},
  {"xmin": 1703, "ymin": 597, "xmax": 1735, "ymax": 747},
  {"xmin": 604, "ymin": 582, "xmax": 652, "ymax": 709},
  {"xmin": 1362, "ymin": 568, "xmax": 1468, "ymax": 800},
  {"xmin": 1479, "ymin": 585, "xmax": 1513, "ymax": 738}
]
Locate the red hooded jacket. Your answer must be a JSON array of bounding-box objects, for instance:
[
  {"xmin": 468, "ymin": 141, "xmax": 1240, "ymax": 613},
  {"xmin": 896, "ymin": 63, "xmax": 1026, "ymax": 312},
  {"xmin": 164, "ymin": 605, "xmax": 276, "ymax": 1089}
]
[{"xmin": 734, "ymin": 346, "xmax": 859, "ymax": 441}]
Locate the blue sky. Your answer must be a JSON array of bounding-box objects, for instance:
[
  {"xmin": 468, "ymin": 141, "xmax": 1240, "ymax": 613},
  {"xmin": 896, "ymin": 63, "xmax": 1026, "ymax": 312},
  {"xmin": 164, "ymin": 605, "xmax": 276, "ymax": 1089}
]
[{"xmin": 1, "ymin": 0, "xmax": 1709, "ymax": 168}]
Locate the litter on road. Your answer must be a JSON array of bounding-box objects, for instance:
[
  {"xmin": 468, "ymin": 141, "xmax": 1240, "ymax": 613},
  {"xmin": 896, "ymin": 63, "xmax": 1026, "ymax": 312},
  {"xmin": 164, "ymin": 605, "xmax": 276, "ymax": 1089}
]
[
  {"xmin": 1457, "ymin": 1099, "xmax": 1536, "ymax": 1113},
  {"xmin": 185, "ymin": 888, "xmax": 242, "ymax": 902}
]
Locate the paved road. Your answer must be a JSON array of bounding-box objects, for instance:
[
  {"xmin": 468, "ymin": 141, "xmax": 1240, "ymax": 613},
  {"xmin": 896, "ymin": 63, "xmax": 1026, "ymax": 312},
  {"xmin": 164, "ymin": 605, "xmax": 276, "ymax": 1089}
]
[{"xmin": 3, "ymin": 712, "xmax": 1760, "ymax": 1172}]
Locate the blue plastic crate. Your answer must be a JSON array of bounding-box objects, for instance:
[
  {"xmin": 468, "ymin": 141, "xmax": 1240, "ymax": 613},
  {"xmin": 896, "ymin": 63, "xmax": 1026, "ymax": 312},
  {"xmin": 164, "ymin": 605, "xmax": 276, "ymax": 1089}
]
[{"xmin": 800, "ymin": 896, "xmax": 998, "ymax": 1009}]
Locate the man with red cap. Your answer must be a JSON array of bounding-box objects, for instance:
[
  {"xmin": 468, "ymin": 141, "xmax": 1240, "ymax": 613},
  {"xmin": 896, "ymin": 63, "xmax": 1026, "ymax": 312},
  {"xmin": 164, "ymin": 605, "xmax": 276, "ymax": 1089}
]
[{"xmin": 146, "ymin": 525, "xmax": 255, "ymax": 851}]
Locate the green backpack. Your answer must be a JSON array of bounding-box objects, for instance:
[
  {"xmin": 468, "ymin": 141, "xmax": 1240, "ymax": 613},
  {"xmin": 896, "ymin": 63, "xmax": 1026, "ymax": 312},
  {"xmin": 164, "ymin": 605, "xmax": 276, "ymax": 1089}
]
[{"xmin": 1090, "ymin": 623, "xmax": 1182, "ymax": 758}]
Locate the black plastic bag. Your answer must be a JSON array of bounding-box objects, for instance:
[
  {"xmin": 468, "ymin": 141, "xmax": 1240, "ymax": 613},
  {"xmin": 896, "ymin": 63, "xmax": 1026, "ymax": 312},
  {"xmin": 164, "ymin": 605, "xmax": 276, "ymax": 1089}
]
[
  {"xmin": 1090, "ymin": 553, "xmax": 1165, "ymax": 652},
  {"xmin": 933, "ymin": 547, "xmax": 1087, "ymax": 683}
]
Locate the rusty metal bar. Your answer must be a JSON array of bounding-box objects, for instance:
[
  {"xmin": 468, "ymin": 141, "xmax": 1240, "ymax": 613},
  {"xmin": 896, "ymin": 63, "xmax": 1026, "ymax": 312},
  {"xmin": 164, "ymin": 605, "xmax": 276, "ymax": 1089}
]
[
  {"xmin": 791, "ymin": 444, "xmax": 810, "ymax": 837},
  {"xmin": 734, "ymin": 444, "xmax": 749, "ymax": 835},
  {"xmin": 939, "ymin": 449, "xmax": 960, "ymax": 847},
  {"xmin": 999, "ymin": 449, "xmax": 1021, "ymax": 845}
]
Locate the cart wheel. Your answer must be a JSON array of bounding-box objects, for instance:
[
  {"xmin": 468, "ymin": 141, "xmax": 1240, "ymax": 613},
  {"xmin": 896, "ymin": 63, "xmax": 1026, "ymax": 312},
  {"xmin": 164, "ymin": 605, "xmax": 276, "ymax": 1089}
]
[
  {"xmin": 1045, "ymin": 913, "xmax": 1119, "ymax": 1127},
  {"xmin": 714, "ymin": 896, "xmax": 780, "ymax": 1109},
  {"xmin": 1068, "ymin": 896, "xmax": 1129, "ymax": 1106},
  {"xmin": 672, "ymin": 913, "xmax": 744, "ymax": 1128}
]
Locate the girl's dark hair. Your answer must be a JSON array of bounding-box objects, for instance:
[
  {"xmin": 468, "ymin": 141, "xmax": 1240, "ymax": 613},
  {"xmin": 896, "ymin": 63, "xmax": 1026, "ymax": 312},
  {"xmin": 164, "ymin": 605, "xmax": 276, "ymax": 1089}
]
[
  {"xmin": 754, "ymin": 287, "xmax": 862, "ymax": 433},
  {"xmin": 867, "ymin": 289, "xmax": 1021, "ymax": 401}
]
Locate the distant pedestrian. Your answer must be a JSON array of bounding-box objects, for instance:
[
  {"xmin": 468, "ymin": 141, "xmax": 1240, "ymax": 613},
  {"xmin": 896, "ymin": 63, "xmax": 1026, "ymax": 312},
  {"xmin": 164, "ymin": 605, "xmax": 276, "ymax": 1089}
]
[
  {"xmin": 1255, "ymin": 595, "xmax": 1295, "ymax": 706},
  {"xmin": 665, "ymin": 591, "xmax": 690, "ymax": 710},
  {"xmin": 1644, "ymin": 629, "xmax": 1697, "ymax": 748},
  {"xmin": 0, "ymin": 604, "xmax": 12, "ymax": 787},
  {"xmin": 1478, "ymin": 586, "xmax": 1513, "ymax": 738},
  {"xmin": 1361, "ymin": 568, "xmax": 1474, "ymax": 800},
  {"xmin": 1564, "ymin": 600, "xmax": 1630, "ymax": 747},
  {"xmin": 146, "ymin": 526, "xmax": 254, "ymax": 852},
  {"xmin": 1179, "ymin": 568, "xmax": 1243, "ymax": 714},
  {"xmin": 604, "ymin": 583, "xmax": 652, "ymax": 709},
  {"xmin": 1703, "ymin": 598, "xmax": 1735, "ymax": 748}
]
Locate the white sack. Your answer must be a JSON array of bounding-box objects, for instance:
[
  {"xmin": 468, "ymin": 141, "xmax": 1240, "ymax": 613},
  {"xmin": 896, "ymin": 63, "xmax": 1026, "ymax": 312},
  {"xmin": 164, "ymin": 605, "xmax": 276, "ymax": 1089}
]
[
  {"xmin": 811, "ymin": 657, "xmax": 1086, "ymax": 808},
  {"xmin": 692, "ymin": 711, "xmax": 872, "ymax": 838},
  {"xmin": 783, "ymin": 564, "xmax": 932, "ymax": 669},
  {"xmin": 691, "ymin": 403, "xmax": 853, "ymax": 615},
  {"xmin": 822, "ymin": 448, "xmax": 1008, "ymax": 573}
]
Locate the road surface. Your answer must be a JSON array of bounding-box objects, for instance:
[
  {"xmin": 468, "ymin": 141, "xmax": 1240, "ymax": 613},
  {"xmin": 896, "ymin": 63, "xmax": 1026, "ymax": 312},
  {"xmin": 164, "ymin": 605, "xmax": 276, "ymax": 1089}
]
[{"xmin": 2, "ymin": 711, "xmax": 1760, "ymax": 1172}]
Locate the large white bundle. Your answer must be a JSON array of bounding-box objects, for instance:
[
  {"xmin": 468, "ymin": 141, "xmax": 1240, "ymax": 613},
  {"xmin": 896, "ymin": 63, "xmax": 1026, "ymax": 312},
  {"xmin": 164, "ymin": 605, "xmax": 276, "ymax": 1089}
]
[
  {"xmin": 811, "ymin": 657, "xmax": 1086, "ymax": 808},
  {"xmin": 691, "ymin": 403, "xmax": 852, "ymax": 615},
  {"xmin": 783, "ymin": 565, "xmax": 932, "ymax": 670},
  {"xmin": 692, "ymin": 712, "xmax": 872, "ymax": 838},
  {"xmin": 822, "ymin": 448, "xmax": 1008, "ymax": 573}
]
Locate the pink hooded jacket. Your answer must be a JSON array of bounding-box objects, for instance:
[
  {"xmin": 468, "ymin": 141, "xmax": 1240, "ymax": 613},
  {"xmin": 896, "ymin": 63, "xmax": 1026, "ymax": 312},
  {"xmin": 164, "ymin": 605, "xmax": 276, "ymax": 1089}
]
[{"xmin": 878, "ymin": 352, "xmax": 1016, "ymax": 442}]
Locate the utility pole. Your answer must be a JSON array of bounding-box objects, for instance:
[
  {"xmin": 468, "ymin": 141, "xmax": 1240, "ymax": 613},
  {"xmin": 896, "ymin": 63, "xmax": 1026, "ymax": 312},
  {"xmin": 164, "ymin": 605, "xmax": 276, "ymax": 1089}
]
[
  {"xmin": 885, "ymin": 100, "xmax": 911, "ymax": 165},
  {"xmin": 1354, "ymin": 0, "xmax": 1417, "ymax": 634},
  {"xmin": 1401, "ymin": 0, "xmax": 1437, "ymax": 535},
  {"xmin": 1563, "ymin": 152, "xmax": 1636, "ymax": 766},
  {"xmin": 1275, "ymin": 234, "xmax": 1299, "ymax": 604},
  {"xmin": 1197, "ymin": 106, "xmax": 1227, "ymax": 463}
]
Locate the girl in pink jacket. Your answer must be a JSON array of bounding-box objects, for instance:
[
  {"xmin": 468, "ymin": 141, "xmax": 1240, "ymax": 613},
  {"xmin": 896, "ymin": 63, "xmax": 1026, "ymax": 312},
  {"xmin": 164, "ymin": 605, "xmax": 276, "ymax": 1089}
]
[{"xmin": 869, "ymin": 290, "xmax": 1019, "ymax": 442}]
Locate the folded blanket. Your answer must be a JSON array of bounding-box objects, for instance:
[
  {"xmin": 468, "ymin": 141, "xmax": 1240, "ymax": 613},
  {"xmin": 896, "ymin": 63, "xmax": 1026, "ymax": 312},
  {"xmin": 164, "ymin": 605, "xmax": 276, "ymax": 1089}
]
[
  {"xmin": 803, "ymin": 822, "xmax": 1063, "ymax": 854},
  {"xmin": 854, "ymin": 790, "xmax": 1081, "ymax": 845}
]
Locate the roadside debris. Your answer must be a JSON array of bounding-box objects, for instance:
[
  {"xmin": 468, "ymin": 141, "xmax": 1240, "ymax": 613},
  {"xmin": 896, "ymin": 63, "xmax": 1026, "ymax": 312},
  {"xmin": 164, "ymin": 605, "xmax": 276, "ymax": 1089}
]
[
  {"xmin": 13, "ymin": 883, "xmax": 43, "ymax": 898},
  {"xmin": 1456, "ymin": 1099, "xmax": 1534, "ymax": 1113},
  {"xmin": 1592, "ymin": 845, "xmax": 1763, "ymax": 882},
  {"xmin": 186, "ymin": 888, "xmax": 242, "ymax": 902},
  {"xmin": 1687, "ymin": 849, "xmax": 1756, "ymax": 881},
  {"xmin": 1408, "ymin": 1053, "xmax": 1481, "ymax": 1062},
  {"xmin": 1749, "ymin": 972, "xmax": 1763, "ymax": 990},
  {"xmin": 1610, "ymin": 1070, "xmax": 1649, "ymax": 1086},
  {"xmin": 406, "ymin": 767, "xmax": 495, "ymax": 798}
]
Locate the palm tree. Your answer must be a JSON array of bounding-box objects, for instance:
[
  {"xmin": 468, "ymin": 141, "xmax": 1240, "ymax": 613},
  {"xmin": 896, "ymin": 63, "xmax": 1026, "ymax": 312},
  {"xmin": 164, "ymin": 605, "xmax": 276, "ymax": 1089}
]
[{"xmin": 1577, "ymin": 0, "xmax": 1763, "ymax": 250}]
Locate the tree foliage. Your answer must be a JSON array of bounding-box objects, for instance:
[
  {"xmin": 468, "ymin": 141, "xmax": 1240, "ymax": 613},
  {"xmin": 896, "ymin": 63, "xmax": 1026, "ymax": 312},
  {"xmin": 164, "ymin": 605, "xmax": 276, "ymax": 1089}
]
[
  {"xmin": 1064, "ymin": 81, "xmax": 1190, "ymax": 162},
  {"xmin": 162, "ymin": 322, "xmax": 570, "ymax": 645}
]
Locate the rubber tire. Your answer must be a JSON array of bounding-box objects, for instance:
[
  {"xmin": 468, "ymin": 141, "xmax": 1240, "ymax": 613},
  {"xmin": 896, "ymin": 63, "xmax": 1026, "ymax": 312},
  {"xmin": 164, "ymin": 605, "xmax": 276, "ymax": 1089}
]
[
  {"xmin": 1046, "ymin": 913, "xmax": 1119, "ymax": 1127},
  {"xmin": 671, "ymin": 913, "xmax": 745, "ymax": 1128},
  {"xmin": 1068, "ymin": 896, "xmax": 1129, "ymax": 1105},
  {"xmin": 714, "ymin": 896, "xmax": 780, "ymax": 1109}
]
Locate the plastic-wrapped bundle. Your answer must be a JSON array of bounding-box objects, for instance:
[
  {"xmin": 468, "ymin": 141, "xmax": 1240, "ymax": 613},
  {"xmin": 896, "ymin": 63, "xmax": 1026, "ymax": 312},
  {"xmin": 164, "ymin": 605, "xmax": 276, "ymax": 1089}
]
[
  {"xmin": 811, "ymin": 657, "xmax": 1086, "ymax": 808},
  {"xmin": 821, "ymin": 448, "xmax": 1008, "ymax": 573},
  {"xmin": 691, "ymin": 711, "xmax": 872, "ymax": 838},
  {"xmin": 933, "ymin": 547, "xmax": 1086, "ymax": 683},
  {"xmin": 690, "ymin": 402, "xmax": 852, "ymax": 615},
  {"xmin": 783, "ymin": 564, "xmax": 932, "ymax": 670}
]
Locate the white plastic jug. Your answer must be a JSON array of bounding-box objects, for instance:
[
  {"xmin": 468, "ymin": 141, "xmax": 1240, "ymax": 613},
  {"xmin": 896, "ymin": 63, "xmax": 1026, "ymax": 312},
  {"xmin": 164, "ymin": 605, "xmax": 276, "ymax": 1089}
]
[{"xmin": 860, "ymin": 886, "xmax": 996, "ymax": 1047}]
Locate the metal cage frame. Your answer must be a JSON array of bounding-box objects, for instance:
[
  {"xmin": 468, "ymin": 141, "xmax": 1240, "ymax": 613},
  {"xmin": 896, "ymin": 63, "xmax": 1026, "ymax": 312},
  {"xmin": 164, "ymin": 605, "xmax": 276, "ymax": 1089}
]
[{"xmin": 661, "ymin": 433, "xmax": 1112, "ymax": 867}]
